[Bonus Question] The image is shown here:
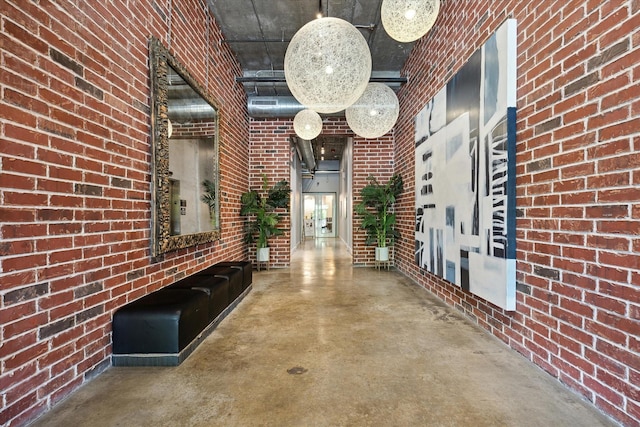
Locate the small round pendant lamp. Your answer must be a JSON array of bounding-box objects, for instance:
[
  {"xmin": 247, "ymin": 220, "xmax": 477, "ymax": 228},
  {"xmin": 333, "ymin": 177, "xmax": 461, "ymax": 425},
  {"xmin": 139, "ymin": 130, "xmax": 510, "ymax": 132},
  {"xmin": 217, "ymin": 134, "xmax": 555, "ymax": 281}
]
[
  {"xmin": 293, "ymin": 109, "xmax": 323, "ymax": 140},
  {"xmin": 346, "ymin": 83, "xmax": 399, "ymax": 139},
  {"xmin": 381, "ymin": 0, "xmax": 440, "ymax": 43},
  {"xmin": 284, "ymin": 17, "xmax": 372, "ymax": 114}
]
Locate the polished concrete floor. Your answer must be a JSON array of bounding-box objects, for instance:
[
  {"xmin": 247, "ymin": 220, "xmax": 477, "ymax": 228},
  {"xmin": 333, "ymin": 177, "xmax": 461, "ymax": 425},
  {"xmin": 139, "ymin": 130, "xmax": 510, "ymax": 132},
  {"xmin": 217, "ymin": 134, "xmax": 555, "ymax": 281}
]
[{"xmin": 31, "ymin": 239, "xmax": 616, "ymax": 427}]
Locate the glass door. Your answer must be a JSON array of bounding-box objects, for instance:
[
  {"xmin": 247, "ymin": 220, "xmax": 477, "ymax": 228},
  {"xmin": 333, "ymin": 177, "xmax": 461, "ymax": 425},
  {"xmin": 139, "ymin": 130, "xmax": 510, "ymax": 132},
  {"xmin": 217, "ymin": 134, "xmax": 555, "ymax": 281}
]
[{"xmin": 303, "ymin": 193, "xmax": 336, "ymax": 238}]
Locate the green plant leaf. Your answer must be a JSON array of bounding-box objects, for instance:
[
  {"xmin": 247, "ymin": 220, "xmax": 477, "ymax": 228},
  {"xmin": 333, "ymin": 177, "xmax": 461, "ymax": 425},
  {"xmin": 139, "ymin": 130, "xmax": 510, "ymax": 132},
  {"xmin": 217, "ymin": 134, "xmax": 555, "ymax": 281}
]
[
  {"xmin": 240, "ymin": 175, "xmax": 291, "ymax": 250},
  {"xmin": 201, "ymin": 179, "xmax": 217, "ymax": 210},
  {"xmin": 354, "ymin": 174, "xmax": 404, "ymax": 248}
]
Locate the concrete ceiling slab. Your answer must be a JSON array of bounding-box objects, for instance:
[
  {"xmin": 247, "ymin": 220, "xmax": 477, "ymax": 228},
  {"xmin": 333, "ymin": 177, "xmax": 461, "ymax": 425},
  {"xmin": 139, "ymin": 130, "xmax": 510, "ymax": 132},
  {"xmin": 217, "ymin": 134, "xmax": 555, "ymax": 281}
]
[{"xmin": 207, "ymin": 0, "xmax": 414, "ymax": 98}]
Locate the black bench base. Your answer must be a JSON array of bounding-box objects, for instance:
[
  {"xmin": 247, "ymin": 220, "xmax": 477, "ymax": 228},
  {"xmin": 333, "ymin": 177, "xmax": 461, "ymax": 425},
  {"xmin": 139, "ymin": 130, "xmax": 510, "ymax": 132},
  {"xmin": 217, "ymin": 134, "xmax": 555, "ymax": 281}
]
[
  {"xmin": 112, "ymin": 284, "xmax": 251, "ymax": 367},
  {"xmin": 112, "ymin": 261, "xmax": 253, "ymax": 367}
]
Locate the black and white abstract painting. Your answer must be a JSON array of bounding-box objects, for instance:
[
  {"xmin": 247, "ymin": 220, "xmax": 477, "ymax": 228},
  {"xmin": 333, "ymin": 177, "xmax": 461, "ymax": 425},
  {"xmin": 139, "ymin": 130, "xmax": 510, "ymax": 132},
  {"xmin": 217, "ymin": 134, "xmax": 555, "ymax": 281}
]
[{"xmin": 414, "ymin": 19, "xmax": 517, "ymax": 310}]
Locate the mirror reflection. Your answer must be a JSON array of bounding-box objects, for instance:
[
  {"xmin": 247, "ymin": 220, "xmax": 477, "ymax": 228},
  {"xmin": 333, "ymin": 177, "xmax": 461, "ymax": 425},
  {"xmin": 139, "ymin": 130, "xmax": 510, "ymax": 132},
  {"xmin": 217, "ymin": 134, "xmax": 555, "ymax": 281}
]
[
  {"xmin": 167, "ymin": 66, "xmax": 219, "ymax": 236},
  {"xmin": 150, "ymin": 37, "xmax": 221, "ymax": 257}
]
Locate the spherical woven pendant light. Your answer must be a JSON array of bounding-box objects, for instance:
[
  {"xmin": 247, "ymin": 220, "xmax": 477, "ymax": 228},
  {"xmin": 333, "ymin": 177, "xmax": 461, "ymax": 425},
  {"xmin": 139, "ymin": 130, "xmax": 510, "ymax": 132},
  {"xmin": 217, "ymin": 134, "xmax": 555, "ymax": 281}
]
[
  {"xmin": 346, "ymin": 83, "xmax": 399, "ymax": 139},
  {"xmin": 381, "ymin": 0, "xmax": 440, "ymax": 43},
  {"xmin": 293, "ymin": 109, "xmax": 323, "ymax": 140},
  {"xmin": 285, "ymin": 17, "xmax": 372, "ymax": 114}
]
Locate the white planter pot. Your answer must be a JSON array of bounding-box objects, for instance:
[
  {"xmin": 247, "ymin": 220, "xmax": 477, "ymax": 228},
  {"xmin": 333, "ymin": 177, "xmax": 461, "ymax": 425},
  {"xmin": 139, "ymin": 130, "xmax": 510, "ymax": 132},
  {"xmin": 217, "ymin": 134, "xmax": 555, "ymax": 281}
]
[
  {"xmin": 257, "ymin": 247, "xmax": 270, "ymax": 262},
  {"xmin": 375, "ymin": 247, "xmax": 389, "ymax": 262}
]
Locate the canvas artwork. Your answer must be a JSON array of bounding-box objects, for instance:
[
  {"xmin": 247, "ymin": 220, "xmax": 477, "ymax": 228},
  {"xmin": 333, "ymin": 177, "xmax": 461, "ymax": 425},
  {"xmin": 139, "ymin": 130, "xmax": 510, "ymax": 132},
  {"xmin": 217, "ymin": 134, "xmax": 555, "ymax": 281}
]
[{"xmin": 414, "ymin": 19, "xmax": 517, "ymax": 310}]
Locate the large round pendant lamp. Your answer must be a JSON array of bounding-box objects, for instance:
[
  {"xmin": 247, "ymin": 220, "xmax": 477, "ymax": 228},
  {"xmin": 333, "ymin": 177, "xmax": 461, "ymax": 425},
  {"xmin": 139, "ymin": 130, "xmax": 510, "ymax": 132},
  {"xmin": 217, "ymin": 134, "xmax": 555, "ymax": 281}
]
[
  {"xmin": 346, "ymin": 83, "xmax": 399, "ymax": 139},
  {"xmin": 293, "ymin": 109, "xmax": 323, "ymax": 140},
  {"xmin": 284, "ymin": 17, "xmax": 372, "ymax": 114},
  {"xmin": 381, "ymin": 0, "xmax": 440, "ymax": 43}
]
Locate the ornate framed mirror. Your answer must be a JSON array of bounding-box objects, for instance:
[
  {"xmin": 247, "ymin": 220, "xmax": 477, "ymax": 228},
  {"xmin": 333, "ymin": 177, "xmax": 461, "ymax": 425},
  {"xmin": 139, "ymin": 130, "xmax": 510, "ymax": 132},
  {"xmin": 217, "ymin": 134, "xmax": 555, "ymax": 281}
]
[{"xmin": 149, "ymin": 37, "xmax": 221, "ymax": 258}]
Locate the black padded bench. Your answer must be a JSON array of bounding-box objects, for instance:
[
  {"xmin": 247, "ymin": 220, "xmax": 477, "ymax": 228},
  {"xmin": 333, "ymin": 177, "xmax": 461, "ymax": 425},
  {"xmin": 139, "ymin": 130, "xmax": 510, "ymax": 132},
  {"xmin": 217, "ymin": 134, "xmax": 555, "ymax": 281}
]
[
  {"xmin": 112, "ymin": 261, "xmax": 253, "ymax": 366},
  {"xmin": 196, "ymin": 265, "xmax": 244, "ymax": 305},
  {"xmin": 112, "ymin": 288, "xmax": 209, "ymax": 366},
  {"xmin": 214, "ymin": 261, "xmax": 253, "ymax": 292},
  {"xmin": 170, "ymin": 274, "xmax": 229, "ymax": 321}
]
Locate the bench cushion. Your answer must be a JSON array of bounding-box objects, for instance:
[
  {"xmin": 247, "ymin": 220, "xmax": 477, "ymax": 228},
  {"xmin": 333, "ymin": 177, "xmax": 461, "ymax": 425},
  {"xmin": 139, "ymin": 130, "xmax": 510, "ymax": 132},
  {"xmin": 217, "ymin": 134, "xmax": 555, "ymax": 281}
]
[
  {"xmin": 196, "ymin": 265, "xmax": 244, "ymax": 304},
  {"xmin": 169, "ymin": 274, "xmax": 229, "ymax": 321},
  {"xmin": 214, "ymin": 261, "xmax": 253, "ymax": 291},
  {"xmin": 112, "ymin": 288, "xmax": 209, "ymax": 354}
]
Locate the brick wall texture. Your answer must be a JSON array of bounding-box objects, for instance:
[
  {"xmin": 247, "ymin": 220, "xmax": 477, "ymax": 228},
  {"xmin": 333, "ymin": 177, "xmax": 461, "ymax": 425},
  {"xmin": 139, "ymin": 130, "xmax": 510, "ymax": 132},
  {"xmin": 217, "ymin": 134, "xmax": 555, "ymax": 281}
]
[
  {"xmin": 394, "ymin": 1, "xmax": 640, "ymax": 426},
  {"xmin": 1, "ymin": 0, "xmax": 639, "ymax": 426},
  {"xmin": 0, "ymin": 1, "xmax": 248, "ymax": 425},
  {"xmin": 248, "ymin": 116, "xmax": 394, "ymax": 266}
]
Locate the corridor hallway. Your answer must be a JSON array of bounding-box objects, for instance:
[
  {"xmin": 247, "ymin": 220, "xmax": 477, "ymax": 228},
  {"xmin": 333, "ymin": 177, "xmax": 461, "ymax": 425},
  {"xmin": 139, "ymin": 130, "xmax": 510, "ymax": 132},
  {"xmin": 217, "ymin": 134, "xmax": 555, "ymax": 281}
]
[{"xmin": 32, "ymin": 239, "xmax": 615, "ymax": 426}]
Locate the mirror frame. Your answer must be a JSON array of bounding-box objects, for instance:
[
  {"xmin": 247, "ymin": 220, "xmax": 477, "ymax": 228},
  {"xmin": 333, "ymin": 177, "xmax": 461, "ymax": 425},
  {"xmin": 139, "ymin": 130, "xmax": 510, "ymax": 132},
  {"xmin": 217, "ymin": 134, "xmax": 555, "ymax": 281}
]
[{"xmin": 149, "ymin": 37, "xmax": 221, "ymax": 258}]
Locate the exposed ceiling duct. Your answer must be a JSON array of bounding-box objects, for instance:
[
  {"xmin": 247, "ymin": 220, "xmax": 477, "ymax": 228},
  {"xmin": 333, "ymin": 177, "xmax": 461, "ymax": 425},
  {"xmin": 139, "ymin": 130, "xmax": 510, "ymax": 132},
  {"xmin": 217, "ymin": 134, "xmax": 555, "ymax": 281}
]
[
  {"xmin": 207, "ymin": 0, "xmax": 415, "ymax": 101},
  {"xmin": 167, "ymin": 73, "xmax": 217, "ymax": 122},
  {"xmin": 168, "ymin": 98, "xmax": 217, "ymax": 122},
  {"xmin": 248, "ymin": 96, "xmax": 305, "ymax": 118},
  {"xmin": 293, "ymin": 136, "xmax": 317, "ymax": 172},
  {"xmin": 245, "ymin": 76, "xmax": 407, "ymax": 118}
]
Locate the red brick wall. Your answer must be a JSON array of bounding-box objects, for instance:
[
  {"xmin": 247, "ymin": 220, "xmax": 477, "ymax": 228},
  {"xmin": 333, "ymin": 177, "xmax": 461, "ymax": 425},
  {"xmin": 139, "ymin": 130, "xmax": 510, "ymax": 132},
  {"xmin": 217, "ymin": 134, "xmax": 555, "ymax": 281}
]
[
  {"xmin": 247, "ymin": 118, "xmax": 295, "ymax": 267},
  {"xmin": 171, "ymin": 121, "xmax": 217, "ymax": 138},
  {"xmin": 395, "ymin": 1, "xmax": 640, "ymax": 425},
  {"xmin": 0, "ymin": 1, "xmax": 248, "ymax": 426},
  {"xmin": 248, "ymin": 116, "xmax": 394, "ymax": 266},
  {"xmin": 352, "ymin": 132, "xmax": 395, "ymax": 265},
  {"xmin": 3, "ymin": 0, "xmax": 638, "ymax": 425}
]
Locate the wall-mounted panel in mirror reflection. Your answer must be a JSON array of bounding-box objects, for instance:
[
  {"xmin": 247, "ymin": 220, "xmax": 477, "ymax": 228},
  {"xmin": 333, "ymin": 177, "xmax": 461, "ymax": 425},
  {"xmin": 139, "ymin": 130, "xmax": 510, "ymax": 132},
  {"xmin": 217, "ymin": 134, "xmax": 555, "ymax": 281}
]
[{"xmin": 149, "ymin": 37, "xmax": 221, "ymax": 258}]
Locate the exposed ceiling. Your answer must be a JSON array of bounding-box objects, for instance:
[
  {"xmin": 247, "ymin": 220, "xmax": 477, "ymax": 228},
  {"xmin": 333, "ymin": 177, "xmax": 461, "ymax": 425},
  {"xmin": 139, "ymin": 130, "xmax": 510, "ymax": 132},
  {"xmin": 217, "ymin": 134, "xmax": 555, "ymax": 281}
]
[
  {"xmin": 206, "ymin": 0, "xmax": 416, "ymax": 167},
  {"xmin": 313, "ymin": 135, "xmax": 345, "ymax": 161},
  {"xmin": 207, "ymin": 0, "xmax": 414, "ymax": 99}
]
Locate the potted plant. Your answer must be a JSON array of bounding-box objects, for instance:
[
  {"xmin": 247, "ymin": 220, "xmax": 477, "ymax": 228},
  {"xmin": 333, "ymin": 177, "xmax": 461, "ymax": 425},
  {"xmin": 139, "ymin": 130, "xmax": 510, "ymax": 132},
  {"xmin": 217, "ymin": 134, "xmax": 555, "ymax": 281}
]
[
  {"xmin": 355, "ymin": 174, "xmax": 404, "ymax": 262},
  {"xmin": 201, "ymin": 179, "xmax": 217, "ymax": 228},
  {"xmin": 240, "ymin": 174, "xmax": 291, "ymax": 263}
]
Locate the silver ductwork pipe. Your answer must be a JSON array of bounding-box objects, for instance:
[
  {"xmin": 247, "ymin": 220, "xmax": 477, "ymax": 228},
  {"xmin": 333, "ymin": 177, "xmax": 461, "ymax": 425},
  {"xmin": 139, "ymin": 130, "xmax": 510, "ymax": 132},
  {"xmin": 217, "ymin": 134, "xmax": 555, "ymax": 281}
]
[
  {"xmin": 247, "ymin": 96, "xmax": 349, "ymax": 118},
  {"xmin": 168, "ymin": 84, "xmax": 217, "ymax": 122},
  {"xmin": 168, "ymin": 99, "xmax": 217, "ymax": 122},
  {"xmin": 242, "ymin": 73, "xmax": 406, "ymax": 117},
  {"xmin": 248, "ymin": 96, "xmax": 304, "ymax": 118},
  {"xmin": 294, "ymin": 137, "xmax": 316, "ymax": 172}
]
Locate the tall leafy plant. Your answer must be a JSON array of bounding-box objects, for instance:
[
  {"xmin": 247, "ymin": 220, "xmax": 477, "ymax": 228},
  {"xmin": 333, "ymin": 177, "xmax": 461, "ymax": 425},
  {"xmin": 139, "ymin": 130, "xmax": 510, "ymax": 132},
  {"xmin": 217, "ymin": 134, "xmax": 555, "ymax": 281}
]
[
  {"xmin": 240, "ymin": 175, "xmax": 291, "ymax": 249},
  {"xmin": 201, "ymin": 179, "xmax": 217, "ymax": 227},
  {"xmin": 355, "ymin": 174, "xmax": 404, "ymax": 248}
]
